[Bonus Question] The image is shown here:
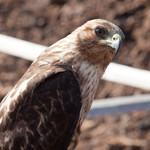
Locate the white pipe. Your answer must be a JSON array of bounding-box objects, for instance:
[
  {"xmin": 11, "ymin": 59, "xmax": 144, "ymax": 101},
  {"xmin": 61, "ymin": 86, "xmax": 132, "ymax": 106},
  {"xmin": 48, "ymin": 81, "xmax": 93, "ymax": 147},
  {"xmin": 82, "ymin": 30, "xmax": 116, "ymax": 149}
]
[
  {"xmin": 0, "ymin": 34, "xmax": 150, "ymax": 90},
  {"xmin": 0, "ymin": 34, "xmax": 46, "ymax": 61},
  {"xmin": 92, "ymin": 94, "xmax": 150, "ymax": 109},
  {"xmin": 102, "ymin": 63, "xmax": 150, "ymax": 90},
  {"xmin": 88, "ymin": 94, "xmax": 150, "ymax": 117}
]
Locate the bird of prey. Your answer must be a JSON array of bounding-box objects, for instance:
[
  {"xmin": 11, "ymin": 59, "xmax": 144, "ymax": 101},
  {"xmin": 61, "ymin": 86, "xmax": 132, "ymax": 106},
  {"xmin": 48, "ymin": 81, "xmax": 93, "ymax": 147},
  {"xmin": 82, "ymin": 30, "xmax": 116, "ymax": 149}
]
[{"xmin": 0, "ymin": 19, "xmax": 124, "ymax": 150}]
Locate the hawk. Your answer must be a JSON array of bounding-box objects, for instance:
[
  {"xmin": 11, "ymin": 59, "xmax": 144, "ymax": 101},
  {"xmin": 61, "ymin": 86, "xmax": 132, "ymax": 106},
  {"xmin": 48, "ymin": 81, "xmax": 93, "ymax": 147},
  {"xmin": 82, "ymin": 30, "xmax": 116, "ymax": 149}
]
[{"xmin": 0, "ymin": 19, "xmax": 124, "ymax": 150}]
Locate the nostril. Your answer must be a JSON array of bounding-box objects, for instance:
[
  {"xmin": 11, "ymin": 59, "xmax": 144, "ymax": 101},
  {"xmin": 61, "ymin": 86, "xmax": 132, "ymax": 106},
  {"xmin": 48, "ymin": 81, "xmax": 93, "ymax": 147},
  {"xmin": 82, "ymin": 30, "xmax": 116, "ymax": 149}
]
[
  {"xmin": 113, "ymin": 37, "xmax": 116, "ymax": 41},
  {"xmin": 112, "ymin": 33, "xmax": 121, "ymax": 41},
  {"xmin": 112, "ymin": 36, "xmax": 118, "ymax": 41}
]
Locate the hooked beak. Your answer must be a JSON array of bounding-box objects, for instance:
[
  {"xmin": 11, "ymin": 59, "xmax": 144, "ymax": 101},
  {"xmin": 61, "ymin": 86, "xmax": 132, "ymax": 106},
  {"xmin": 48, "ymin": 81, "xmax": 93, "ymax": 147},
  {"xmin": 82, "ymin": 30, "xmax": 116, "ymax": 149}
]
[
  {"xmin": 106, "ymin": 33, "xmax": 122, "ymax": 55},
  {"xmin": 111, "ymin": 33, "xmax": 122, "ymax": 54}
]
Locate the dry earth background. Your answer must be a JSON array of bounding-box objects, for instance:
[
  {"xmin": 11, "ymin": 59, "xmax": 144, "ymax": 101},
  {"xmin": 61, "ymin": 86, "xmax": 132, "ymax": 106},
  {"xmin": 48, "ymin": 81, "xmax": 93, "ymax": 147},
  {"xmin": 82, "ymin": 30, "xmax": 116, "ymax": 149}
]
[{"xmin": 0, "ymin": 0, "xmax": 150, "ymax": 149}]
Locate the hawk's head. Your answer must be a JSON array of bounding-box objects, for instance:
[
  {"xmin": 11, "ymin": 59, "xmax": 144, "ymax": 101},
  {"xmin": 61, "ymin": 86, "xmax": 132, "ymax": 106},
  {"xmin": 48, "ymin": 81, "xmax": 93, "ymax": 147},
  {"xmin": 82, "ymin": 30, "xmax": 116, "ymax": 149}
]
[{"xmin": 73, "ymin": 19, "xmax": 125, "ymax": 64}]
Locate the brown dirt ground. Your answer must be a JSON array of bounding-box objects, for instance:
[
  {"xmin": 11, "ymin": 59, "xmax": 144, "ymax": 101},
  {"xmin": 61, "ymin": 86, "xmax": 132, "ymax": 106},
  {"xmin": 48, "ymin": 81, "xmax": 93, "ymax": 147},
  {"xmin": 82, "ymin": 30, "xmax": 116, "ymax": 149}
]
[{"xmin": 0, "ymin": 0, "xmax": 150, "ymax": 149}]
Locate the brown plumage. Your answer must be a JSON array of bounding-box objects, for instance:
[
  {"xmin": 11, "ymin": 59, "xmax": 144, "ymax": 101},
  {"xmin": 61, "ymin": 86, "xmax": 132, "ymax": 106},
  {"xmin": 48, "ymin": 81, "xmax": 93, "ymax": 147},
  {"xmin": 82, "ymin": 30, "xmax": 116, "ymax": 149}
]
[{"xmin": 0, "ymin": 19, "xmax": 124, "ymax": 150}]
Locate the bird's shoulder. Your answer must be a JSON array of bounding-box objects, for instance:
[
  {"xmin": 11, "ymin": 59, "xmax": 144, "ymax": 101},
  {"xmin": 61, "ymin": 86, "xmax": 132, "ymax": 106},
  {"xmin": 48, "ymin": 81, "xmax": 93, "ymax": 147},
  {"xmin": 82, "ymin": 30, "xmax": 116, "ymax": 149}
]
[{"xmin": 0, "ymin": 66, "xmax": 82, "ymax": 149}]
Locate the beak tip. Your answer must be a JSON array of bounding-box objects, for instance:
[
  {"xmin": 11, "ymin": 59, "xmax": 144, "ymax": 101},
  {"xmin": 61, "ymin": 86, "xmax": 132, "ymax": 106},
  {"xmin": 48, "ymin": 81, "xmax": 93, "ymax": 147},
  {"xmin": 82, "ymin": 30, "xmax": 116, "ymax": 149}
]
[
  {"xmin": 115, "ymin": 38, "xmax": 121, "ymax": 54},
  {"xmin": 110, "ymin": 37, "xmax": 122, "ymax": 55}
]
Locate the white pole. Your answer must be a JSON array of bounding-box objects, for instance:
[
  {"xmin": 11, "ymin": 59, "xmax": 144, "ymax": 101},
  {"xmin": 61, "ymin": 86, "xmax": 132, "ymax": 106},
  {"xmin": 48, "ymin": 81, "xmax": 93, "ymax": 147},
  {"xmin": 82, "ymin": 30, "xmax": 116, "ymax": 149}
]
[
  {"xmin": 102, "ymin": 63, "xmax": 150, "ymax": 90},
  {"xmin": 0, "ymin": 34, "xmax": 150, "ymax": 90},
  {"xmin": 88, "ymin": 94, "xmax": 150, "ymax": 117},
  {"xmin": 0, "ymin": 34, "xmax": 46, "ymax": 61}
]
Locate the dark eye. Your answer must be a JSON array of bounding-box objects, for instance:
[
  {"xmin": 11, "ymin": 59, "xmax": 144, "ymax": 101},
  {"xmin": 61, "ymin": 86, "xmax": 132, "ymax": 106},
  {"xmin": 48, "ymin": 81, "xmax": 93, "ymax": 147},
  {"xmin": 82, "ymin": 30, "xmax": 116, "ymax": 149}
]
[{"xmin": 95, "ymin": 27, "xmax": 107, "ymax": 38}]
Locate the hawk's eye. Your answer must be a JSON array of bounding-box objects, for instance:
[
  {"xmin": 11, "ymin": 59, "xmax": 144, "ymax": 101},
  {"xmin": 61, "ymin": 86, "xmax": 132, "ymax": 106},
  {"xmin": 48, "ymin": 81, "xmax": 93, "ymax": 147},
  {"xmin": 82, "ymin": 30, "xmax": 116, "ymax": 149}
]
[{"xmin": 95, "ymin": 27, "xmax": 107, "ymax": 38}]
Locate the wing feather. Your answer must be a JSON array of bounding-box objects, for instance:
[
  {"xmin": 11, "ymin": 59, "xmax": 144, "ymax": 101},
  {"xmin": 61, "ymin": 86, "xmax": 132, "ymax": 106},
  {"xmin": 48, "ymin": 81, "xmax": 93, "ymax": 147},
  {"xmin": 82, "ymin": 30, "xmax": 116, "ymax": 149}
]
[{"xmin": 0, "ymin": 70, "xmax": 82, "ymax": 150}]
